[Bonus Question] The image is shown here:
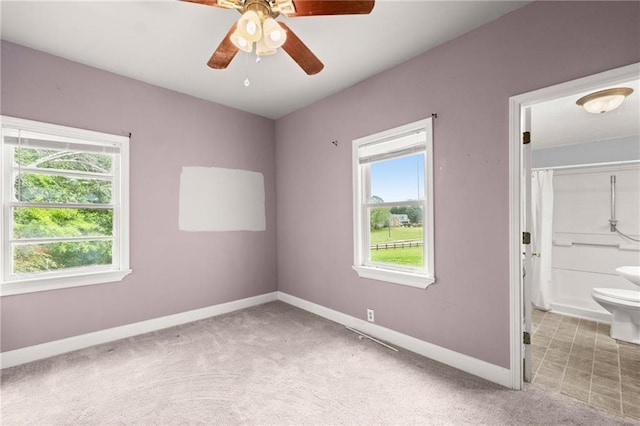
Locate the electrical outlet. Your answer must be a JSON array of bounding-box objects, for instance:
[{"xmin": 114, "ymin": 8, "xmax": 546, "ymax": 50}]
[{"xmin": 367, "ymin": 309, "xmax": 375, "ymax": 323}]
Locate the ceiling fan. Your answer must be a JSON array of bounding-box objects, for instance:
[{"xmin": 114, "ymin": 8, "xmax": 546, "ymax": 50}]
[{"xmin": 183, "ymin": 0, "xmax": 375, "ymax": 75}]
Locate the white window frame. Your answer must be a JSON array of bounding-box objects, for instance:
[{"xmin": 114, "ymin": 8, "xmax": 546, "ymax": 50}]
[
  {"xmin": 1, "ymin": 116, "xmax": 131, "ymax": 296},
  {"xmin": 352, "ymin": 117, "xmax": 435, "ymax": 288}
]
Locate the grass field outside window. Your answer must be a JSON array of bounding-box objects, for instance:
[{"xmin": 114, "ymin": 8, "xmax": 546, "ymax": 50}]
[{"xmin": 370, "ymin": 226, "xmax": 423, "ymax": 266}]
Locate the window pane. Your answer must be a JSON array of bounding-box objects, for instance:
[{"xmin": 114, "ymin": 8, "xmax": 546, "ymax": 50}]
[
  {"xmin": 13, "ymin": 241, "xmax": 113, "ymax": 274},
  {"xmin": 15, "ymin": 173, "xmax": 112, "ymax": 204},
  {"xmin": 13, "ymin": 207, "xmax": 113, "ymax": 239},
  {"xmin": 14, "ymin": 147, "xmax": 112, "ymax": 174},
  {"xmin": 2, "ymin": 117, "xmax": 130, "ymax": 292},
  {"xmin": 370, "ymin": 153, "xmax": 425, "ymax": 203},
  {"xmin": 368, "ymin": 205, "xmax": 424, "ymax": 267}
]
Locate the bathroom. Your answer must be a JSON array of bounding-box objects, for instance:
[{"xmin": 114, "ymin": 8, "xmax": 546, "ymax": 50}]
[
  {"xmin": 526, "ymin": 76, "xmax": 639, "ymax": 417},
  {"xmin": 528, "ymin": 77, "xmax": 639, "ymax": 331}
]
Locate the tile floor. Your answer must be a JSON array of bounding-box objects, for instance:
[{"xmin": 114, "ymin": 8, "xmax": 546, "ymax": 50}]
[{"xmin": 531, "ymin": 309, "xmax": 640, "ymax": 420}]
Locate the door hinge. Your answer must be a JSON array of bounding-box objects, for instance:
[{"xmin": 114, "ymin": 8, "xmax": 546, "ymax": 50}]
[
  {"xmin": 522, "ymin": 232, "xmax": 531, "ymax": 245},
  {"xmin": 523, "ymin": 331, "xmax": 531, "ymax": 345},
  {"xmin": 523, "ymin": 131, "xmax": 531, "ymax": 145}
]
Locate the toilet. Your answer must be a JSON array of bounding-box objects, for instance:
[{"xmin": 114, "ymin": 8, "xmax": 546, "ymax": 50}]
[{"xmin": 592, "ymin": 266, "xmax": 640, "ymax": 344}]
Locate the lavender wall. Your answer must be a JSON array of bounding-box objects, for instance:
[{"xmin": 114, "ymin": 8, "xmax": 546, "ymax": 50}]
[
  {"xmin": 1, "ymin": 41, "xmax": 277, "ymax": 352},
  {"xmin": 275, "ymin": 1, "xmax": 640, "ymax": 368},
  {"xmin": 2, "ymin": 1, "xmax": 639, "ymax": 368}
]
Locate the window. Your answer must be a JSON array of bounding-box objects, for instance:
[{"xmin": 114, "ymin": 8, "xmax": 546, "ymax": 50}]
[
  {"xmin": 1, "ymin": 116, "xmax": 131, "ymax": 295},
  {"xmin": 352, "ymin": 117, "xmax": 434, "ymax": 288}
]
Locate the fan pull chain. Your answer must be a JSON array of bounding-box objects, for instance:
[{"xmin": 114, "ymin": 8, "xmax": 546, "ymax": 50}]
[{"xmin": 243, "ymin": 52, "xmax": 250, "ymax": 87}]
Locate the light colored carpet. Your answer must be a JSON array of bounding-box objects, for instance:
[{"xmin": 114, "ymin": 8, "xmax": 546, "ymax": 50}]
[{"xmin": 1, "ymin": 301, "xmax": 638, "ymax": 425}]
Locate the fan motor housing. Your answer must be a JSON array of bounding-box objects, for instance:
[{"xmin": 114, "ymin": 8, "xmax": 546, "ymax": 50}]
[{"xmin": 242, "ymin": 0, "xmax": 279, "ymax": 19}]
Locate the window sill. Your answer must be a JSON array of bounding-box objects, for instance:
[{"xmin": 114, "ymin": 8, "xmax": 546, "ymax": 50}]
[
  {"xmin": 1, "ymin": 269, "xmax": 132, "ymax": 296},
  {"xmin": 352, "ymin": 265, "xmax": 435, "ymax": 289}
]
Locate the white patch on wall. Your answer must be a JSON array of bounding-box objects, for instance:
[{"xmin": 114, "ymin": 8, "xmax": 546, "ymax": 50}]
[{"xmin": 179, "ymin": 166, "xmax": 265, "ymax": 232}]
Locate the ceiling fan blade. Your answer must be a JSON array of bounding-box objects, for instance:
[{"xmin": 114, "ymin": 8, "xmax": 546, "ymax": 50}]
[
  {"xmin": 287, "ymin": 1, "xmax": 374, "ymax": 17},
  {"xmin": 279, "ymin": 22, "xmax": 324, "ymax": 75},
  {"xmin": 207, "ymin": 23, "xmax": 239, "ymax": 69}
]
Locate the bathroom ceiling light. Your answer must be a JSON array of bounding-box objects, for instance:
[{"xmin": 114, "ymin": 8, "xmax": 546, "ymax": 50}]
[{"xmin": 576, "ymin": 87, "xmax": 634, "ymax": 114}]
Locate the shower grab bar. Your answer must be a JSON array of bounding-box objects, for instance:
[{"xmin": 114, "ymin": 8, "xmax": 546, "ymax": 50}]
[
  {"xmin": 553, "ymin": 240, "xmax": 640, "ymax": 250},
  {"xmin": 554, "ymin": 239, "xmax": 621, "ymax": 247},
  {"xmin": 610, "ymin": 175, "xmax": 617, "ymax": 232},
  {"xmin": 571, "ymin": 241, "xmax": 619, "ymax": 248}
]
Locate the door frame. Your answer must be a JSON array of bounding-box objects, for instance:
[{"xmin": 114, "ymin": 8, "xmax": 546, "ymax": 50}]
[{"xmin": 507, "ymin": 62, "xmax": 639, "ymax": 390}]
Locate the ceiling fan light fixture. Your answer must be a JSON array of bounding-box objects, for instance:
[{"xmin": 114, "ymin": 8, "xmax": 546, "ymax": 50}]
[
  {"xmin": 576, "ymin": 87, "xmax": 634, "ymax": 114},
  {"xmin": 262, "ymin": 17, "xmax": 286, "ymax": 49},
  {"xmin": 256, "ymin": 37, "xmax": 277, "ymax": 56},
  {"xmin": 237, "ymin": 10, "xmax": 262, "ymax": 42},
  {"xmin": 184, "ymin": 0, "xmax": 376, "ymax": 75},
  {"xmin": 230, "ymin": 29, "xmax": 253, "ymax": 53}
]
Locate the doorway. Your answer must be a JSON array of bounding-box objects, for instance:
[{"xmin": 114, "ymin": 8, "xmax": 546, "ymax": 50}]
[{"xmin": 508, "ymin": 62, "xmax": 640, "ymax": 395}]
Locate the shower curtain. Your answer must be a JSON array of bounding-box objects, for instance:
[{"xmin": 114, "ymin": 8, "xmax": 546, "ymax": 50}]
[{"xmin": 531, "ymin": 170, "xmax": 554, "ymax": 311}]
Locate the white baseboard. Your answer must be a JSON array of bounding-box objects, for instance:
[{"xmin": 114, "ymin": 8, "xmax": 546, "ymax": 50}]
[
  {"xmin": 2, "ymin": 290, "xmax": 513, "ymax": 389},
  {"xmin": 550, "ymin": 301, "xmax": 612, "ymax": 324},
  {"xmin": 0, "ymin": 292, "xmax": 278, "ymax": 369},
  {"xmin": 277, "ymin": 291, "xmax": 513, "ymax": 389}
]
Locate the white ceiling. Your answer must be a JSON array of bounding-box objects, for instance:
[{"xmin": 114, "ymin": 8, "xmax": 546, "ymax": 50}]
[
  {"xmin": 4, "ymin": 1, "xmax": 635, "ymax": 148},
  {"xmin": 1, "ymin": 0, "xmax": 529, "ymax": 119},
  {"xmin": 531, "ymin": 78, "xmax": 640, "ymax": 150}
]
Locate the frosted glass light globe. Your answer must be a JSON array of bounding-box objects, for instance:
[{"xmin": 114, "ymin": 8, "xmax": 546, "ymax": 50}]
[{"xmin": 576, "ymin": 88, "xmax": 633, "ymax": 114}]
